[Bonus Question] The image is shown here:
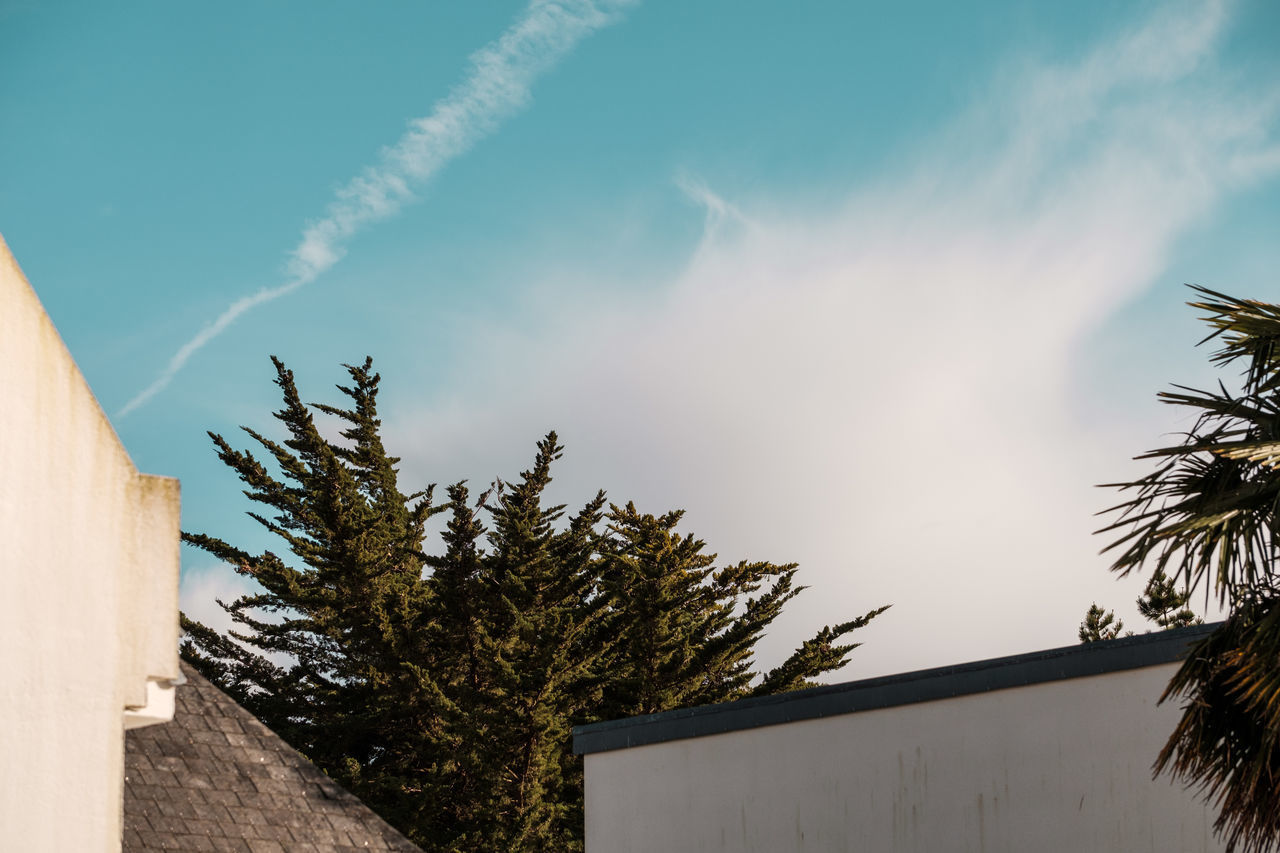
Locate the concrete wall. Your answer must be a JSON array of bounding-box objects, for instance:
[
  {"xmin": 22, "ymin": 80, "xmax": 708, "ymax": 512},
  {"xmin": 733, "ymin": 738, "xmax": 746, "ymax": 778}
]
[
  {"xmin": 0, "ymin": 235, "xmax": 181, "ymax": 852},
  {"xmin": 582, "ymin": 653, "xmax": 1225, "ymax": 853}
]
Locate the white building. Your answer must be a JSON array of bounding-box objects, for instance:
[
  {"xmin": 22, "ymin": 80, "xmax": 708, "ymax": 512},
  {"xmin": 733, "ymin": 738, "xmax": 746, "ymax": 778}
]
[
  {"xmin": 575, "ymin": 625, "xmax": 1225, "ymax": 853},
  {"xmin": 1, "ymin": 235, "xmax": 182, "ymax": 851}
]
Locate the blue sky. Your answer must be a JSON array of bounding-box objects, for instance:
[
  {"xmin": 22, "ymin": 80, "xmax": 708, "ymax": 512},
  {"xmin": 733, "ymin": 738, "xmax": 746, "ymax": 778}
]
[{"xmin": 3, "ymin": 0, "xmax": 1278, "ymax": 677}]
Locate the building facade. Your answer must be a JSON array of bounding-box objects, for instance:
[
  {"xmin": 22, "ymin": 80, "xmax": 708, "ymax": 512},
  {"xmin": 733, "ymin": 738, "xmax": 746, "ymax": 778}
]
[
  {"xmin": 1, "ymin": 235, "xmax": 182, "ymax": 851},
  {"xmin": 575, "ymin": 626, "xmax": 1225, "ymax": 853}
]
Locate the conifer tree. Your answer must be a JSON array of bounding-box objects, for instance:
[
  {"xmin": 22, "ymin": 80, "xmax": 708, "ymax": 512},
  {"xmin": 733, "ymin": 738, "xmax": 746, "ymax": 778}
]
[
  {"xmin": 1136, "ymin": 568, "xmax": 1203, "ymax": 627},
  {"xmin": 437, "ymin": 436, "xmax": 610, "ymax": 850},
  {"xmin": 1078, "ymin": 604, "xmax": 1126, "ymax": 642},
  {"xmin": 597, "ymin": 503, "xmax": 887, "ymax": 716},
  {"xmin": 1136, "ymin": 567, "xmax": 1201, "ymax": 630},
  {"xmin": 1078, "ymin": 569, "xmax": 1202, "ymax": 644},
  {"xmin": 181, "ymin": 357, "xmax": 887, "ymax": 852},
  {"xmin": 179, "ymin": 357, "xmax": 453, "ymax": 836}
]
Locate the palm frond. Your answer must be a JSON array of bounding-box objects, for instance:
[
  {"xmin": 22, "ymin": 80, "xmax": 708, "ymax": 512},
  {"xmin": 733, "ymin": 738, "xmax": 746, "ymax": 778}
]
[
  {"xmin": 1157, "ymin": 601, "xmax": 1280, "ymax": 853},
  {"xmin": 1098, "ymin": 287, "xmax": 1280, "ymax": 852}
]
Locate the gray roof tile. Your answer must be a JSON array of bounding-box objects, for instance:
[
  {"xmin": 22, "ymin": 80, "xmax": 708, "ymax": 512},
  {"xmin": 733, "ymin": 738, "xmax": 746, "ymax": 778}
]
[{"xmin": 124, "ymin": 663, "xmax": 421, "ymax": 852}]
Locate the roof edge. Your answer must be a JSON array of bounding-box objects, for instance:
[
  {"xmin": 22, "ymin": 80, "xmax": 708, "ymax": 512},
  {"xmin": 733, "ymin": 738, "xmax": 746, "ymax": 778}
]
[{"xmin": 572, "ymin": 623, "xmax": 1219, "ymax": 755}]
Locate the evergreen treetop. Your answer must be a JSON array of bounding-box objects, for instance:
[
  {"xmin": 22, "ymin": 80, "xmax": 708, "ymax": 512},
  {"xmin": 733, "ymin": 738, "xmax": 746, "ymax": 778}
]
[
  {"xmin": 1136, "ymin": 567, "xmax": 1201, "ymax": 630},
  {"xmin": 1078, "ymin": 604, "xmax": 1126, "ymax": 643},
  {"xmin": 181, "ymin": 357, "xmax": 888, "ymax": 852}
]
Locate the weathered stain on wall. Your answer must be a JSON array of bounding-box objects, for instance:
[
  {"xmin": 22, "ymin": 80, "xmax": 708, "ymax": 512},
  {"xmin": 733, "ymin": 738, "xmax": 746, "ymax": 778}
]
[{"xmin": 0, "ymin": 235, "xmax": 181, "ymax": 852}]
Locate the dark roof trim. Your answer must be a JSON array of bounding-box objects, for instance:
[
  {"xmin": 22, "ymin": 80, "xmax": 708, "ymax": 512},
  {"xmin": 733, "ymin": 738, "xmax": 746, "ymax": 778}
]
[{"xmin": 572, "ymin": 623, "xmax": 1218, "ymax": 755}]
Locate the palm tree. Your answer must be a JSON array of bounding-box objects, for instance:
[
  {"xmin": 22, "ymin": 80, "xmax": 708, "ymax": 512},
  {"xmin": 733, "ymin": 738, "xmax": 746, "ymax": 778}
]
[{"xmin": 1098, "ymin": 287, "xmax": 1280, "ymax": 853}]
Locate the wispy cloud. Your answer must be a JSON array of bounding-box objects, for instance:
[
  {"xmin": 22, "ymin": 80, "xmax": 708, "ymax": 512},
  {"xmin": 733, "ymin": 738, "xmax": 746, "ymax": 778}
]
[
  {"xmin": 179, "ymin": 564, "xmax": 255, "ymax": 639},
  {"xmin": 119, "ymin": 0, "xmax": 636, "ymax": 417},
  {"xmin": 385, "ymin": 0, "xmax": 1279, "ymax": 677},
  {"xmin": 674, "ymin": 171, "xmax": 753, "ymax": 240}
]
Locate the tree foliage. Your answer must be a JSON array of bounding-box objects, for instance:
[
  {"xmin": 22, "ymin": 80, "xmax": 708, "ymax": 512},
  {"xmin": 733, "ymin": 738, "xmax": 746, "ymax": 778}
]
[
  {"xmin": 181, "ymin": 357, "xmax": 887, "ymax": 852},
  {"xmin": 1078, "ymin": 566, "xmax": 1201, "ymax": 643},
  {"xmin": 1098, "ymin": 287, "xmax": 1280, "ymax": 853},
  {"xmin": 1137, "ymin": 567, "xmax": 1201, "ymax": 631},
  {"xmin": 1078, "ymin": 604, "xmax": 1126, "ymax": 642}
]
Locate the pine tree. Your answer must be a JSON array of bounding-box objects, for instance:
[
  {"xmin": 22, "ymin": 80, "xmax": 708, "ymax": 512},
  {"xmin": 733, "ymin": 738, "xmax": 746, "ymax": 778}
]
[
  {"xmin": 1136, "ymin": 567, "xmax": 1201, "ymax": 630},
  {"xmin": 1078, "ymin": 604, "xmax": 1125, "ymax": 642},
  {"xmin": 181, "ymin": 357, "xmax": 888, "ymax": 852},
  {"xmin": 179, "ymin": 357, "xmax": 453, "ymax": 836},
  {"xmin": 597, "ymin": 503, "xmax": 888, "ymax": 716},
  {"xmin": 1078, "ymin": 569, "xmax": 1201, "ymax": 644},
  {"xmin": 442, "ymin": 435, "xmax": 610, "ymax": 850}
]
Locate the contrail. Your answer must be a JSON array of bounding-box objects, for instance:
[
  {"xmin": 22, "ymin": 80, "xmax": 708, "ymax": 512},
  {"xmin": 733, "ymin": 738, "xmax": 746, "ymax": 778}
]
[{"xmin": 119, "ymin": 0, "xmax": 636, "ymax": 417}]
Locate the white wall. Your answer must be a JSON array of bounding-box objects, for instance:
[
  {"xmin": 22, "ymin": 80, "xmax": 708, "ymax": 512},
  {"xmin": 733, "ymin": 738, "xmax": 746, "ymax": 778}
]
[
  {"xmin": 584, "ymin": 662, "xmax": 1224, "ymax": 853},
  {"xmin": 0, "ymin": 236, "xmax": 181, "ymax": 852}
]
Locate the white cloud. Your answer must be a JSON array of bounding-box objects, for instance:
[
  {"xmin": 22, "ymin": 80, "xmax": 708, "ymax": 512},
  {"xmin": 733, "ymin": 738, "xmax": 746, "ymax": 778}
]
[
  {"xmin": 119, "ymin": 0, "xmax": 637, "ymax": 418},
  {"xmin": 387, "ymin": 0, "xmax": 1279, "ymax": 678},
  {"xmin": 179, "ymin": 564, "xmax": 257, "ymax": 640}
]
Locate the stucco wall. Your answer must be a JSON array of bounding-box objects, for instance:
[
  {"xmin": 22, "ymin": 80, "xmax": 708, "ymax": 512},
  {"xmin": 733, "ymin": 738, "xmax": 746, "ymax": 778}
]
[
  {"xmin": 0, "ymin": 236, "xmax": 181, "ymax": 852},
  {"xmin": 583, "ymin": 660, "xmax": 1224, "ymax": 853}
]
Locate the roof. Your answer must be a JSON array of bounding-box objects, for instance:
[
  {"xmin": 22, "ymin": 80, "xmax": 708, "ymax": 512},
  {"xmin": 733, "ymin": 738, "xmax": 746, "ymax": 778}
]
[
  {"xmin": 573, "ymin": 622, "xmax": 1219, "ymax": 755},
  {"xmin": 123, "ymin": 662, "xmax": 422, "ymax": 853}
]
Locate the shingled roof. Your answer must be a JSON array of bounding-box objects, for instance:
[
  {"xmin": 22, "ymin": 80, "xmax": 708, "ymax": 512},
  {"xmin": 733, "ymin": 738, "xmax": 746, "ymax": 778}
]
[{"xmin": 123, "ymin": 662, "xmax": 422, "ymax": 852}]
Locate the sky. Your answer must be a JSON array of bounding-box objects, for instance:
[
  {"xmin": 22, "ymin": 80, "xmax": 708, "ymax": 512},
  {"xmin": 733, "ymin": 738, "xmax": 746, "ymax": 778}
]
[{"xmin": 3, "ymin": 0, "xmax": 1279, "ymax": 680}]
